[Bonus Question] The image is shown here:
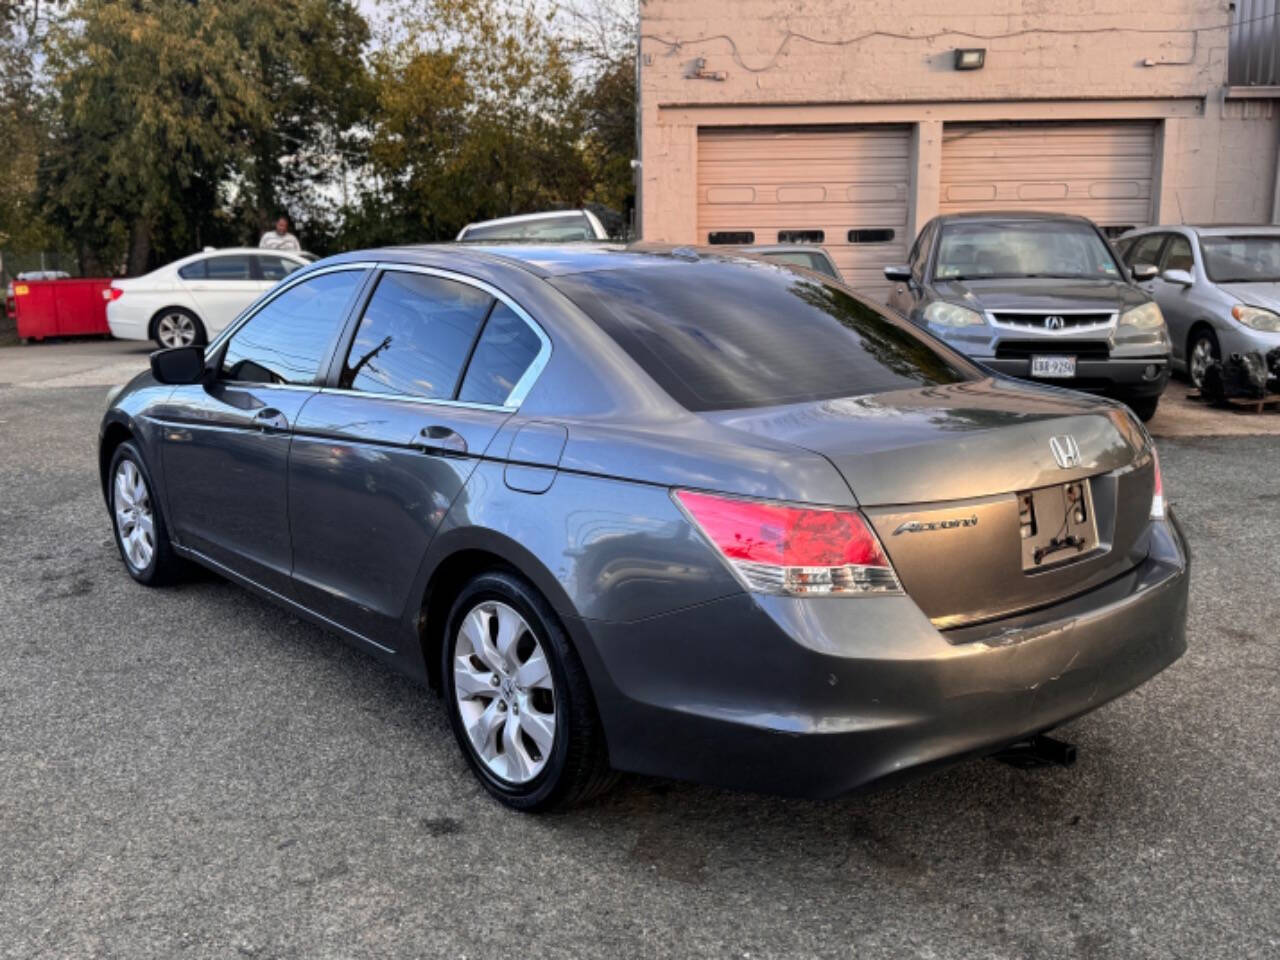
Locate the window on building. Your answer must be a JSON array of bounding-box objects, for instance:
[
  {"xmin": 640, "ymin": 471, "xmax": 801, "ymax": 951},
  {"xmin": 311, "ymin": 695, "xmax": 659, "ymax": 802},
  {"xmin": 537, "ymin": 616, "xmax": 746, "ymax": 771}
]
[
  {"xmin": 708, "ymin": 231, "xmax": 755, "ymax": 245},
  {"xmin": 848, "ymin": 229, "xmax": 896, "ymax": 244},
  {"xmin": 777, "ymin": 230, "xmax": 824, "ymax": 244}
]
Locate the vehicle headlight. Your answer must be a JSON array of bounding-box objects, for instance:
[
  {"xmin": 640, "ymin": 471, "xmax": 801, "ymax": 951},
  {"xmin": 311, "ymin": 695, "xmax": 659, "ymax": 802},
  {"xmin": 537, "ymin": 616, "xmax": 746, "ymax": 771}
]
[
  {"xmin": 923, "ymin": 301, "xmax": 985, "ymax": 327},
  {"xmin": 1119, "ymin": 301, "xmax": 1165, "ymax": 329},
  {"xmin": 1232, "ymin": 305, "xmax": 1280, "ymax": 332}
]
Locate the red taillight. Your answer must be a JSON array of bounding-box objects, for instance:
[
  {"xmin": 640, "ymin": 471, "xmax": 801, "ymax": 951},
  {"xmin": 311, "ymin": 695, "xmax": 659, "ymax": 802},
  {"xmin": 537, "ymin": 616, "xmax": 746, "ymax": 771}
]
[
  {"xmin": 1150, "ymin": 446, "xmax": 1165, "ymax": 519},
  {"xmin": 103, "ymin": 286, "xmax": 123, "ymax": 301},
  {"xmin": 673, "ymin": 489, "xmax": 901, "ymax": 596}
]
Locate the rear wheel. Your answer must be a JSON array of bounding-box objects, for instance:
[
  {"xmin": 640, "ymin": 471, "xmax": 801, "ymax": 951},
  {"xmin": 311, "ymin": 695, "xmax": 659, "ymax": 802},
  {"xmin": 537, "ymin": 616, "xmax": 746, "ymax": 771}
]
[
  {"xmin": 1187, "ymin": 327, "xmax": 1220, "ymax": 390},
  {"xmin": 153, "ymin": 308, "xmax": 206, "ymax": 349},
  {"xmin": 443, "ymin": 571, "xmax": 615, "ymax": 812}
]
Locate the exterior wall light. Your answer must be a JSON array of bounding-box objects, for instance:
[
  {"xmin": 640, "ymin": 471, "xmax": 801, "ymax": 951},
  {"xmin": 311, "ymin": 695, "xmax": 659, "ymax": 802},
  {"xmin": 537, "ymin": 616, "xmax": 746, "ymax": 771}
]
[{"xmin": 954, "ymin": 48, "xmax": 986, "ymax": 70}]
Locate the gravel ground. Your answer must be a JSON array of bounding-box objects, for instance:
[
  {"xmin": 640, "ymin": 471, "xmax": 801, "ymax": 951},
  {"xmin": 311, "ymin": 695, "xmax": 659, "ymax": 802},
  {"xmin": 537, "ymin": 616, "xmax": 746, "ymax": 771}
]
[{"xmin": 1, "ymin": 341, "xmax": 1278, "ymax": 959}]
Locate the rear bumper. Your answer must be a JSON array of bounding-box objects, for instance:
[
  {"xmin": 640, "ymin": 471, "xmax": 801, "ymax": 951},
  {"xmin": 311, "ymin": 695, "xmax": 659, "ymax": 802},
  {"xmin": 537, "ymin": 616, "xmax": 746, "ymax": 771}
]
[
  {"xmin": 977, "ymin": 356, "xmax": 1171, "ymax": 398},
  {"xmin": 570, "ymin": 513, "xmax": 1188, "ymax": 799}
]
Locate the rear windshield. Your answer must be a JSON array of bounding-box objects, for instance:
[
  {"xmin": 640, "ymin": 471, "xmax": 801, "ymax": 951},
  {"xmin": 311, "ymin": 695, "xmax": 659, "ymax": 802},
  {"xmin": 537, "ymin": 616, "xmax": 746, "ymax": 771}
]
[
  {"xmin": 551, "ymin": 261, "xmax": 975, "ymax": 411},
  {"xmin": 463, "ymin": 214, "xmax": 593, "ymax": 242}
]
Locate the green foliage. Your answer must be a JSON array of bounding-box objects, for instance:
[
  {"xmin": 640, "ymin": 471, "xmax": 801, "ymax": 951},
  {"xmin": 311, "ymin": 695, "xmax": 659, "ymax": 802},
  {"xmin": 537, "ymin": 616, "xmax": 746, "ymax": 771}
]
[{"xmin": 4, "ymin": 0, "xmax": 637, "ymax": 273}]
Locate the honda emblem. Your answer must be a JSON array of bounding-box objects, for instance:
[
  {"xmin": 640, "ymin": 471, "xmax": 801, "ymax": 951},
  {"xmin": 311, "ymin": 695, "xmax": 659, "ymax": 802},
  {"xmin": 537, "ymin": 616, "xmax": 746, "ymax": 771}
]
[{"xmin": 1049, "ymin": 435, "xmax": 1083, "ymax": 469}]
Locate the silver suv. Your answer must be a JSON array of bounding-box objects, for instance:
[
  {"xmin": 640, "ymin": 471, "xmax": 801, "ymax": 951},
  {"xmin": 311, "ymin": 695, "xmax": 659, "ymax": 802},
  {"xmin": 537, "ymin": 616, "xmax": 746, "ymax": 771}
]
[
  {"xmin": 1117, "ymin": 225, "xmax": 1280, "ymax": 389},
  {"xmin": 886, "ymin": 212, "xmax": 1172, "ymax": 421}
]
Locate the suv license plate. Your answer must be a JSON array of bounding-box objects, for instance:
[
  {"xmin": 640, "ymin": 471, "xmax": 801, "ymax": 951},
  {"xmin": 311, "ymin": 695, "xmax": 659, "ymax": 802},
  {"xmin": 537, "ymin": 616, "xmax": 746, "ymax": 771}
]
[{"xmin": 1031, "ymin": 355, "xmax": 1076, "ymax": 378}]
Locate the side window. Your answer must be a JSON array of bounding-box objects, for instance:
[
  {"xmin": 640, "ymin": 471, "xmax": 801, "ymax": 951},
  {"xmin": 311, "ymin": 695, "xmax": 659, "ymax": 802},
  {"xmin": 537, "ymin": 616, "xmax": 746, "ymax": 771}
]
[
  {"xmin": 206, "ymin": 255, "xmax": 253, "ymax": 280},
  {"xmin": 458, "ymin": 303, "xmax": 543, "ymax": 406},
  {"xmin": 340, "ymin": 271, "xmax": 493, "ymax": 400},
  {"xmin": 1163, "ymin": 235, "xmax": 1194, "ymax": 273},
  {"xmin": 1124, "ymin": 234, "xmax": 1166, "ymax": 269},
  {"xmin": 910, "ymin": 221, "xmax": 935, "ymax": 279},
  {"xmin": 256, "ymin": 255, "xmax": 302, "ymax": 282},
  {"xmin": 178, "ymin": 260, "xmax": 206, "ymax": 280},
  {"xmin": 219, "ymin": 270, "xmax": 363, "ymax": 385}
]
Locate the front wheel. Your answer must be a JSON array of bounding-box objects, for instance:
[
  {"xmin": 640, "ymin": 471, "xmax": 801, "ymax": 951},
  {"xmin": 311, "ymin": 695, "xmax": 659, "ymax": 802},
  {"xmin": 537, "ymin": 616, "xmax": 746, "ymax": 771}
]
[
  {"xmin": 1125, "ymin": 395, "xmax": 1160, "ymax": 422},
  {"xmin": 443, "ymin": 571, "xmax": 616, "ymax": 812},
  {"xmin": 1187, "ymin": 328, "xmax": 1220, "ymax": 390},
  {"xmin": 109, "ymin": 441, "xmax": 182, "ymax": 586}
]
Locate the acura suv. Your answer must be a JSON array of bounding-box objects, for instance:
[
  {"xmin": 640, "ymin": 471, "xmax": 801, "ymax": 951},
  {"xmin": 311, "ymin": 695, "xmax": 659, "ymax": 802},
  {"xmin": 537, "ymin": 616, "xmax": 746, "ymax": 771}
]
[
  {"xmin": 100, "ymin": 244, "xmax": 1188, "ymax": 811},
  {"xmin": 886, "ymin": 212, "xmax": 1171, "ymax": 420}
]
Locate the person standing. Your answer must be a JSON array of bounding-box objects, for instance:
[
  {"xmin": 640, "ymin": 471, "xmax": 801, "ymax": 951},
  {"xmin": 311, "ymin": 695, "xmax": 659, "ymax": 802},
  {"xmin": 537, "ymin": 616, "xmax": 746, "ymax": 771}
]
[{"xmin": 259, "ymin": 215, "xmax": 301, "ymax": 252}]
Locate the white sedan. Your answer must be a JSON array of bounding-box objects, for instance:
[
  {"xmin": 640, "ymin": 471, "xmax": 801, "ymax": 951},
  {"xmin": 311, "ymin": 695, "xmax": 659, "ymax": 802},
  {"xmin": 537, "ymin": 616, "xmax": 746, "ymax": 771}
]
[{"xmin": 105, "ymin": 248, "xmax": 309, "ymax": 348}]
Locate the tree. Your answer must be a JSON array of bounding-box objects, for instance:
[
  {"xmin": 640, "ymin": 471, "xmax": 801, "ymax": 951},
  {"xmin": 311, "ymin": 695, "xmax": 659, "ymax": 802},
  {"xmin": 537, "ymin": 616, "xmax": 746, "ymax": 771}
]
[
  {"xmin": 0, "ymin": 1, "xmax": 69, "ymax": 268},
  {"xmin": 560, "ymin": 0, "xmax": 636, "ymax": 225},
  {"xmin": 38, "ymin": 0, "xmax": 372, "ymax": 273},
  {"xmin": 363, "ymin": 0, "xmax": 593, "ymax": 243}
]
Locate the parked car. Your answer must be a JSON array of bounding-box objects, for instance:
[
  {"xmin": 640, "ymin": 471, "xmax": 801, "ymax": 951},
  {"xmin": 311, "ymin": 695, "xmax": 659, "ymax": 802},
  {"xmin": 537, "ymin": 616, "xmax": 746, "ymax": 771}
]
[
  {"xmin": 457, "ymin": 210, "xmax": 610, "ymax": 242},
  {"xmin": 100, "ymin": 244, "xmax": 1188, "ymax": 811},
  {"xmin": 5, "ymin": 270, "xmax": 71, "ymax": 318},
  {"xmin": 1116, "ymin": 225, "xmax": 1280, "ymax": 389},
  {"xmin": 729, "ymin": 244, "xmax": 843, "ymax": 281},
  {"xmin": 105, "ymin": 247, "xmax": 309, "ymax": 348},
  {"xmin": 885, "ymin": 212, "xmax": 1171, "ymax": 420}
]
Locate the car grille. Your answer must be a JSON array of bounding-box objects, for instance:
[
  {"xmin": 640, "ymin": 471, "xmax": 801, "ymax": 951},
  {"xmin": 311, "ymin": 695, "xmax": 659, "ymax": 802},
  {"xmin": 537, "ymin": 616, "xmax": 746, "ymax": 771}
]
[
  {"xmin": 996, "ymin": 340, "xmax": 1111, "ymax": 360},
  {"xmin": 991, "ymin": 312, "xmax": 1113, "ymax": 330}
]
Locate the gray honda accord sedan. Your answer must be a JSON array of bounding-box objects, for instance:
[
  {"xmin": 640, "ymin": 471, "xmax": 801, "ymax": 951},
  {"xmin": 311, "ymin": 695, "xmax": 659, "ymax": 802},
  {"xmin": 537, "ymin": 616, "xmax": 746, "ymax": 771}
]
[{"xmin": 99, "ymin": 244, "xmax": 1189, "ymax": 811}]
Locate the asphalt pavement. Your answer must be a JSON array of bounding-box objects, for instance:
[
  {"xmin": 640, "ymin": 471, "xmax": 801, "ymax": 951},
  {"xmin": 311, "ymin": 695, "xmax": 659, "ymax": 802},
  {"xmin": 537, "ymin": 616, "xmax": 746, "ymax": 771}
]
[{"xmin": 1, "ymin": 340, "xmax": 1278, "ymax": 959}]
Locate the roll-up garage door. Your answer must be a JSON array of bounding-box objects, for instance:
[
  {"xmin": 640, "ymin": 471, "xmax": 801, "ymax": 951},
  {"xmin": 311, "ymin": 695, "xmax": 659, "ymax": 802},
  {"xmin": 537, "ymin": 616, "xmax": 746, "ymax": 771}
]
[
  {"xmin": 940, "ymin": 122, "xmax": 1156, "ymax": 233},
  {"xmin": 697, "ymin": 126, "xmax": 910, "ymax": 295}
]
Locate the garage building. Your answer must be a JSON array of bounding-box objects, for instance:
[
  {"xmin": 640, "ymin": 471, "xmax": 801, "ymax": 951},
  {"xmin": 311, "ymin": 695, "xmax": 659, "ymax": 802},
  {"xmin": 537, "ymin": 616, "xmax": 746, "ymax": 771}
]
[{"xmin": 640, "ymin": 1, "xmax": 1280, "ymax": 297}]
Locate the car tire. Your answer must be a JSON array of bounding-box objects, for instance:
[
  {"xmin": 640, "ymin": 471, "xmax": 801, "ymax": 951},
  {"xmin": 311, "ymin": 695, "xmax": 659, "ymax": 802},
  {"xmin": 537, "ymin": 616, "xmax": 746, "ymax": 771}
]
[
  {"xmin": 109, "ymin": 441, "xmax": 182, "ymax": 586},
  {"xmin": 1126, "ymin": 395, "xmax": 1160, "ymax": 422},
  {"xmin": 442, "ymin": 571, "xmax": 616, "ymax": 812},
  {"xmin": 152, "ymin": 308, "xmax": 206, "ymax": 349},
  {"xmin": 1187, "ymin": 327, "xmax": 1220, "ymax": 391}
]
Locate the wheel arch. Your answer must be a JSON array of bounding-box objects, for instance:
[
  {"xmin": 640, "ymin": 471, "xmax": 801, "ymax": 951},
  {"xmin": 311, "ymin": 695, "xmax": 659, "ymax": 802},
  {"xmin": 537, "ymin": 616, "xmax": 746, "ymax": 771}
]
[
  {"xmin": 99, "ymin": 417, "xmax": 135, "ymax": 503},
  {"xmin": 1185, "ymin": 318, "xmax": 1220, "ymax": 357},
  {"xmin": 414, "ymin": 528, "xmax": 580, "ymax": 692}
]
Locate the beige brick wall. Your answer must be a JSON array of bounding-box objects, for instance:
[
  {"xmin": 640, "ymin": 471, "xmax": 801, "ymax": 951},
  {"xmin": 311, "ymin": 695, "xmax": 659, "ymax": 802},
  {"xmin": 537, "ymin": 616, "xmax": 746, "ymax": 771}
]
[{"xmin": 639, "ymin": 0, "xmax": 1279, "ymax": 242}]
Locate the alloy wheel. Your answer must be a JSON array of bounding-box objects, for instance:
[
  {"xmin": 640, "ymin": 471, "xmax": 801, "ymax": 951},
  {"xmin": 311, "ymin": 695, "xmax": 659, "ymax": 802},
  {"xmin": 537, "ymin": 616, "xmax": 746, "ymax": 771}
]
[
  {"xmin": 113, "ymin": 459, "xmax": 155, "ymax": 571},
  {"xmin": 1188, "ymin": 335, "xmax": 1217, "ymax": 389},
  {"xmin": 452, "ymin": 600, "xmax": 557, "ymax": 785},
  {"xmin": 156, "ymin": 312, "xmax": 197, "ymax": 348}
]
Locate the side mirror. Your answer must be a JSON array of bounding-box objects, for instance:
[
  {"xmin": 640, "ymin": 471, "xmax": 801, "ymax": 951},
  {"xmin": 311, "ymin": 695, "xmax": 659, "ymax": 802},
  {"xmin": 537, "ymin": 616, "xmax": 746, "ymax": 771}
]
[
  {"xmin": 1130, "ymin": 263, "xmax": 1159, "ymax": 281},
  {"xmin": 150, "ymin": 345, "xmax": 207, "ymax": 384},
  {"xmin": 1162, "ymin": 268, "xmax": 1194, "ymax": 286},
  {"xmin": 884, "ymin": 265, "xmax": 912, "ymax": 283}
]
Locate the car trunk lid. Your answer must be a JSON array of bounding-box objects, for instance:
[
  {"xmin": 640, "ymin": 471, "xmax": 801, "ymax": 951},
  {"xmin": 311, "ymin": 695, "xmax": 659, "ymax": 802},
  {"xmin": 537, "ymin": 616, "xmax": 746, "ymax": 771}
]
[{"xmin": 706, "ymin": 378, "xmax": 1157, "ymax": 627}]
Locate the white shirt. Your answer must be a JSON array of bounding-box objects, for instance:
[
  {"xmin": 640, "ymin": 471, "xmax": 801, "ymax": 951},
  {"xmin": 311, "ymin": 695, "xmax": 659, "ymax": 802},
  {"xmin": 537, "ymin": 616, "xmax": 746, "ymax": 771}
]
[{"xmin": 259, "ymin": 231, "xmax": 301, "ymax": 252}]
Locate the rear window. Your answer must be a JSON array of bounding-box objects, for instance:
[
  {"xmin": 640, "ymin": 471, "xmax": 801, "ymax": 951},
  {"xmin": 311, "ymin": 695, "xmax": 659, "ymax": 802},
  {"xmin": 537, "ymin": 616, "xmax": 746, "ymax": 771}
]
[
  {"xmin": 552, "ymin": 262, "xmax": 975, "ymax": 411},
  {"xmin": 462, "ymin": 214, "xmax": 593, "ymax": 242}
]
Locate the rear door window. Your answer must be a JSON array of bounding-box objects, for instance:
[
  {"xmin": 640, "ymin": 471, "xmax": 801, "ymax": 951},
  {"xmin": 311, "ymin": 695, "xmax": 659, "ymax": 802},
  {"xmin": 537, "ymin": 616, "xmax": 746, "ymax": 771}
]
[
  {"xmin": 339, "ymin": 271, "xmax": 494, "ymax": 400},
  {"xmin": 457, "ymin": 303, "xmax": 543, "ymax": 406},
  {"xmin": 220, "ymin": 270, "xmax": 364, "ymax": 385},
  {"xmin": 205, "ymin": 255, "xmax": 253, "ymax": 281},
  {"xmin": 552, "ymin": 262, "xmax": 975, "ymax": 411},
  {"xmin": 256, "ymin": 255, "xmax": 302, "ymax": 282}
]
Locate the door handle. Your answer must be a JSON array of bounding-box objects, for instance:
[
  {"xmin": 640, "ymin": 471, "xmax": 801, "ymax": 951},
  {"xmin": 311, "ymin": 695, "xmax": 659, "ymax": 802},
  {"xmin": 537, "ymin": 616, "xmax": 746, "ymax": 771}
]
[
  {"xmin": 413, "ymin": 425, "xmax": 468, "ymax": 456},
  {"xmin": 252, "ymin": 408, "xmax": 289, "ymax": 432}
]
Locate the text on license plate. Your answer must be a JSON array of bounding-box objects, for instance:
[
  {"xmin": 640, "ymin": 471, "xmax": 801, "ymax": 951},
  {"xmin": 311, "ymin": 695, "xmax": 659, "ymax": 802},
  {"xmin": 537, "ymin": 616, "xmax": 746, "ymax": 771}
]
[{"xmin": 1030, "ymin": 355, "xmax": 1076, "ymax": 378}]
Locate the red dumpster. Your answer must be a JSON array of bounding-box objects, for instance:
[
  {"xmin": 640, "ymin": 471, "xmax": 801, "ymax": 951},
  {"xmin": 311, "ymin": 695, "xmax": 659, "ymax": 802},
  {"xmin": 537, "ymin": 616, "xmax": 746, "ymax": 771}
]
[{"xmin": 14, "ymin": 278, "xmax": 113, "ymax": 341}]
